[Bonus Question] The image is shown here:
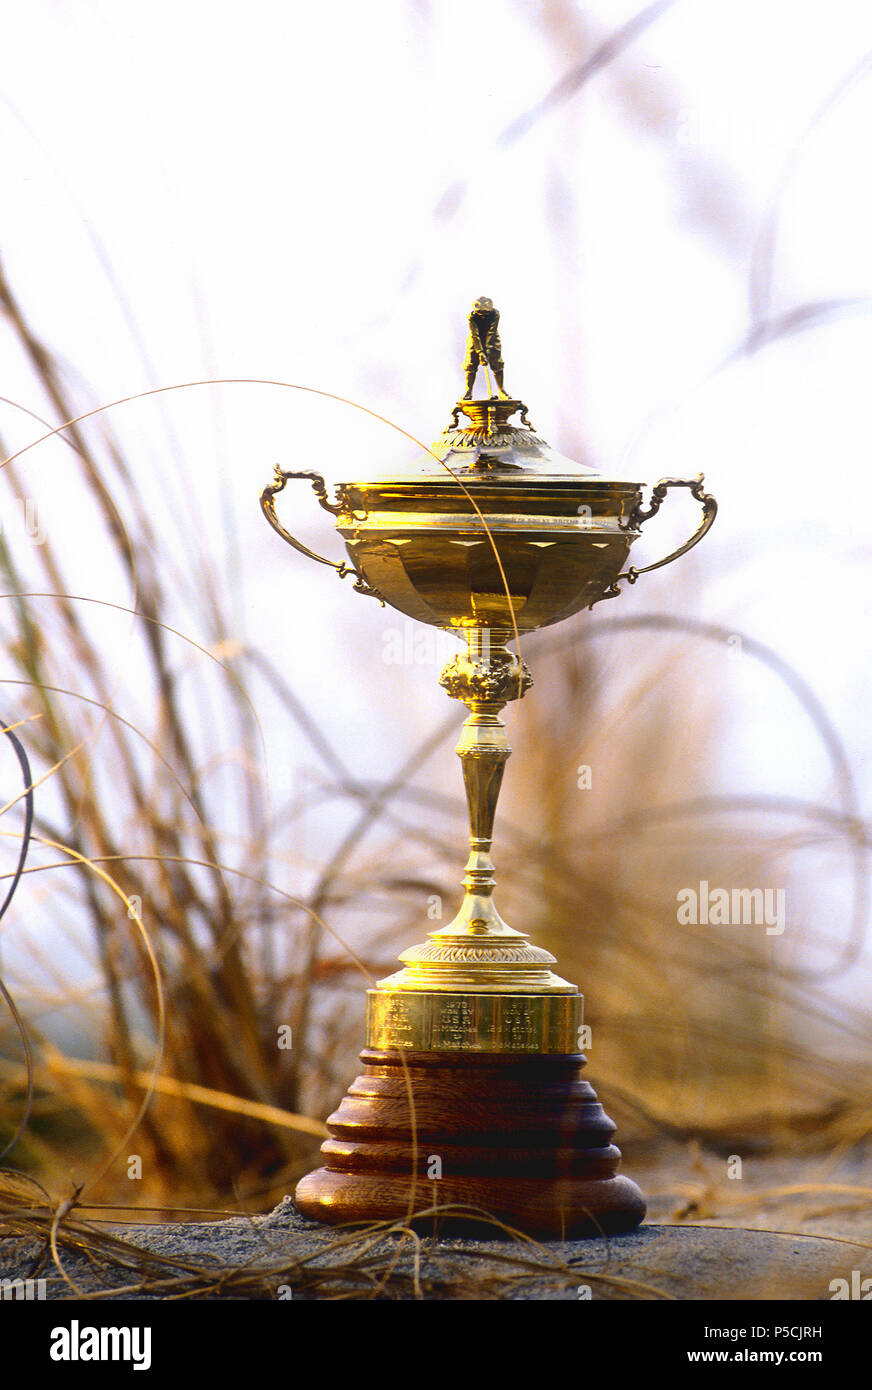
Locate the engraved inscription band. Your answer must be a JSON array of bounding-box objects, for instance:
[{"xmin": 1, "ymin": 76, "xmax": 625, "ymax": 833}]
[{"xmin": 366, "ymin": 989, "xmax": 582, "ymax": 1054}]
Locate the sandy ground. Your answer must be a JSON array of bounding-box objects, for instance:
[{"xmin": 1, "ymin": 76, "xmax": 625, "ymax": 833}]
[{"xmin": 2, "ymin": 1145, "xmax": 870, "ymax": 1300}]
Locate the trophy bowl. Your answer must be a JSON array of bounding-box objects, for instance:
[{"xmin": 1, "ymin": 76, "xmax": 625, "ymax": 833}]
[
  {"xmin": 259, "ymin": 303, "xmax": 717, "ymax": 1237},
  {"xmin": 261, "ymin": 396, "xmax": 715, "ymax": 635}
]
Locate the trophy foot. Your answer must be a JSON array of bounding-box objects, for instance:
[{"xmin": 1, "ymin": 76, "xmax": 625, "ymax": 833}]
[{"xmin": 294, "ymin": 1049, "xmax": 646, "ymax": 1239}]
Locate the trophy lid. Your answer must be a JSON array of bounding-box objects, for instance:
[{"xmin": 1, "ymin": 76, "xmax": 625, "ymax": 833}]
[
  {"xmin": 409, "ymin": 396, "xmax": 605, "ymax": 483},
  {"xmin": 368, "ymin": 297, "xmax": 635, "ymax": 489}
]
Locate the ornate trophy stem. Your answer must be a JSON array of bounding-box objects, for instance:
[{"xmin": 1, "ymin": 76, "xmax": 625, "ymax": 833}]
[
  {"xmin": 367, "ymin": 627, "xmax": 579, "ymax": 1052},
  {"xmin": 441, "ymin": 627, "xmax": 527, "ymax": 939},
  {"xmin": 454, "ymin": 705, "xmax": 509, "ymax": 931}
]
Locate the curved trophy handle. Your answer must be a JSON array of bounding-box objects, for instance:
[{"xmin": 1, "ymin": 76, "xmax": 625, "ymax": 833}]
[
  {"xmin": 259, "ymin": 467, "xmax": 384, "ymax": 603},
  {"xmin": 592, "ymin": 474, "xmax": 717, "ymax": 607}
]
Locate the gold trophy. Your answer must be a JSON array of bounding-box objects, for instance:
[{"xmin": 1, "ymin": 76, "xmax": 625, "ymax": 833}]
[{"xmin": 261, "ymin": 299, "xmax": 716, "ymax": 1236}]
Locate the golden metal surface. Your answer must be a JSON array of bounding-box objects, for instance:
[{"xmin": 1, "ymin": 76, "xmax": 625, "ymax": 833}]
[
  {"xmin": 379, "ymin": 628, "xmax": 574, "ymax": 999},
  {"xmin": 366, "ymin": 988, "xmax": 582, "ymax": 1053},
  {"xmin": 336, "ymin": 485, "xmax": 638, "ymax": 630},
  {"xmin": 260, "ymin": 300, "xmax": 718, "ymax": 1055}
]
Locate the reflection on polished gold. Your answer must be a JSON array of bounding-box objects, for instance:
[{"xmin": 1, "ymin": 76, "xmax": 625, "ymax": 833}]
[{"xmin": 260, "ymin": 301, "xmax": 718, "ymax": 1054}]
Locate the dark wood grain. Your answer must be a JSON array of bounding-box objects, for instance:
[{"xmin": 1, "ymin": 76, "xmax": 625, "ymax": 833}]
[{"xmin": 295, "ymin": 1050, "xmax": 646, "ymax": 1238}]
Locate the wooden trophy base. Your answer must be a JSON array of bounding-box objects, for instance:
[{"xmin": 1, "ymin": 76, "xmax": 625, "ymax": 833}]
[{"xmin": 295, "ymin": 1049, "xmax": 646, "ymax": 1239}]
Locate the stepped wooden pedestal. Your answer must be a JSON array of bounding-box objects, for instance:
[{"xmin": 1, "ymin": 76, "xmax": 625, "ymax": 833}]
[{"xmin": 295, "ymin": 1049, "xmax": 646, "ymax": 1238}]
